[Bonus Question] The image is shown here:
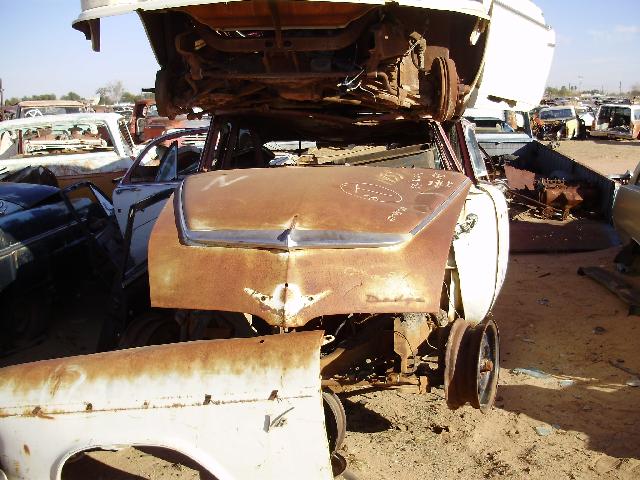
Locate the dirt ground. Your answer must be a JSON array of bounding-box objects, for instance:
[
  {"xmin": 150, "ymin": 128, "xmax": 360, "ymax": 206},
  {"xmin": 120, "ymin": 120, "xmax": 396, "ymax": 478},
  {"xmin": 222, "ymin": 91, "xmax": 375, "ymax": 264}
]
[
  {"xmin": 342, "ymin": 247, "xmax": 640, "ymax": 480},
  {"xmin": 553, "ymin": 138, "xmax": 639, "ymax": 176},
  {"xmin": 2, "ymin": 138, "xmax": 639, "ymax": 479}
]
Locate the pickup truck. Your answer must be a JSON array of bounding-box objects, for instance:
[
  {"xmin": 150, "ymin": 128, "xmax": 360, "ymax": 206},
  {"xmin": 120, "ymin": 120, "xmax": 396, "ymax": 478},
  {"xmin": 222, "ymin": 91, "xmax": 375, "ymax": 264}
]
[{"xmin": 465, "ymin": 107, "xmax": 620, "ymax": 253}]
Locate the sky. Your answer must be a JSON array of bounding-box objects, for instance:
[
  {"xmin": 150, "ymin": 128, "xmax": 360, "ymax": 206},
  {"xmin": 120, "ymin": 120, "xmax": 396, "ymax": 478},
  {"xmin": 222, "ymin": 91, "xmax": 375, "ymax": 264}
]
[
  {"xmin": 535, "ymin": 0, "xmax": 640, "ymax": 93},
  {"xmin": 0, "ymin": 0, "xmax": 639, "ymax": 100}
]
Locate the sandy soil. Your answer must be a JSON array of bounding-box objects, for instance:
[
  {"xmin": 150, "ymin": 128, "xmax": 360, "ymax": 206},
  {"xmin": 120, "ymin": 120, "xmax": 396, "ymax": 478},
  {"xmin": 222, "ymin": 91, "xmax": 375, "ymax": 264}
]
[
  {"xmin": 553, "ymin": 138, "xmax": 639, "ymax": 176},
  {"xmin": 3, "ymin": 248, "xmax": 640, "ymax": 480},
  {"xmin": 342, "ymin": 247, "xmax": 640, "ymax": 480}
]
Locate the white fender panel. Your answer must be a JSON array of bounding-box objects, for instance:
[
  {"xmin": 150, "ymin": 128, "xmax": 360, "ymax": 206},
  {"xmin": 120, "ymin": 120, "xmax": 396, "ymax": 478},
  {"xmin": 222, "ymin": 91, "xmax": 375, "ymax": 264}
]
[
  {"xmin": 453, "ymin": 183, "xmax": 509, "ymax": 323},
  {"xmin": 0, "ymin": 332, "xmax": 332, "ymax": 480}
]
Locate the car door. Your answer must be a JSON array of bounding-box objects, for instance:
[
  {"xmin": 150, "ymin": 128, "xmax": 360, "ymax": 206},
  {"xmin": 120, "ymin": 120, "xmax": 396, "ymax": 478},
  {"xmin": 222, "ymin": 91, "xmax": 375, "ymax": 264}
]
[
  {"xmin": 112, "ymin": 127, "xmax": 208, "ymax": 265},
  {"xmin": 613, "ymin": 162, "xmax": 640, "ymax": 246}
]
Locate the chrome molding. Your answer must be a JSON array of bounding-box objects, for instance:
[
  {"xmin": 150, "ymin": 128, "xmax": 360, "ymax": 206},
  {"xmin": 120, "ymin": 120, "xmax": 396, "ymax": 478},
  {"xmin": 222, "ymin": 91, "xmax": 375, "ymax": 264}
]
[{"xmin": 176, "ymin": 176, "xmax": 470, "ymax": 251}]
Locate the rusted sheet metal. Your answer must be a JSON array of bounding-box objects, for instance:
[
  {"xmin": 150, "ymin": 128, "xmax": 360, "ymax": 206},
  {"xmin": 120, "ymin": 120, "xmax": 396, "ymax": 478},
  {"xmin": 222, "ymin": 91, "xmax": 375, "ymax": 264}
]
[
  {"xmin": 149, "ymin": 167, "xmax": 470, "ymax": 327},
  {"xmin": 0, "ymin": 331, "xmax": 333, "ymax": 479},
  {"xmin": 55, "ymin": 170, "xmax": 127, "ymax": 199},
  {"xmin": 180, "ymin": 2, "xmax": 375, "ymax": 29},
  {"xmin": 75, "ymin": 2, "xmax": 490, "ymax": 122},
  {"xmin": 538, "ymin": 179, "xmax": 599, "ymax": 218},
  {"xmin": 578, "ymin": 267, "xmax": 640, "ymax": 316},
  {"xmin": 504, "ymin": 162, "xmax": 600, "ymax": 219},
  {"xmin": 528, "ymin": 142, "xmax": 617, "ymax": 220},
  {"xmin": 182, "ymin": 167, "xmax": 465, "ymax": 235},
  {"xmin": 504, "ymin": 164, "xmax": 535, "ymax": 190}
]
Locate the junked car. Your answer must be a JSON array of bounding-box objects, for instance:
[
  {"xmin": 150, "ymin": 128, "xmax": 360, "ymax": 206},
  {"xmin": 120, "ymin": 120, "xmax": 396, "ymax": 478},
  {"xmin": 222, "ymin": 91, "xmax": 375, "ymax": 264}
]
[
  {"xmin": 590, "ymin": 103, "xmax": 640, "ymax": 140},
  {"xmin": 0, "ymin": 113, "xmax": 137, "ymax": 195},
  {"xmin": 576, "ymin": 105, "xmax": 595, "ymax": 131},
  {"xmin": 14, "ymin": 114, "xmax": 508, "ymax": 478},
  {"xmin": 0, "ymin": 1, "xmax": 523, "ymax": 477},
  {"xmin": 537, "ymin": 105, "xmax": 582, "ymax": 140},
  {"xmin": 14, "ymin": 100, "xmax": 87, "ymax": 118},
  {"xmin": 612, "ymin": 161, "xmax": 640, "ymax": 266},
  {"xmin": 0, "ymin": 179, "xmax": 114, "ymax": 354},
  {"xmin": 75, "ymin": 0, "xmax": 500, "ymax": 122}
]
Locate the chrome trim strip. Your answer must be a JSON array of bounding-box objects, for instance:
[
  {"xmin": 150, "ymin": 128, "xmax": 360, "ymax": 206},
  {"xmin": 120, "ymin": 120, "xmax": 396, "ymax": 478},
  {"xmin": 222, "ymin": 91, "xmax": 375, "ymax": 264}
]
[
  {"xmin": 177, "ymin": 176, "xmax": 470, "ymax": 250},
  {"xmin": 0, "ymin": 220, "xmax": 82, "ymax": 258},
  {"xmin": 409, "ymin": 179, "xmax": 471, "ymax": 236}
]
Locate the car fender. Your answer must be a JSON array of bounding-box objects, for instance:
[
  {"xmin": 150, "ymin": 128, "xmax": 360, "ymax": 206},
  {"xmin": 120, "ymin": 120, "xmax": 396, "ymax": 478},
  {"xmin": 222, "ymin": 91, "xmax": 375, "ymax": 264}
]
[
  {"xmin": 0, "ymin": 332, "xmax": 332, "ymax": 480},
  {"xmin": 453, "ymin": 183, "xmax": 509, "ymax": 323}
]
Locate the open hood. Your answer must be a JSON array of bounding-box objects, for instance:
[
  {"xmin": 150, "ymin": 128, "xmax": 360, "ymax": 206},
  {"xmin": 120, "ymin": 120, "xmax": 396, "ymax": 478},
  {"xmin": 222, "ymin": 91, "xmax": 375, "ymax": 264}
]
[
  {"xmin": 149, "ymin": 166, "xmax": 471, "ymax": 326},
  {"xmin": 74, "ymin": 0, "xmax": 493, "ymax": 122},
  {"xmin": 465, "ymin": 0, "xmax": 555, "ymax": 111}
]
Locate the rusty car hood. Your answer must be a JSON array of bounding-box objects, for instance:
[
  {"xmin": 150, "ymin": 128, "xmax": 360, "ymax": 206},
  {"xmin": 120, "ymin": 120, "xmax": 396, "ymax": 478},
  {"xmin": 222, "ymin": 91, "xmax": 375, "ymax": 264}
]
[
  {"xmin": 74, "ymin": 1, "xmax": 492, "ymax": 122},
  {"xmin": 149, "ymin": 166, "xmax": 471, "ymax": 326},
  {"xmin": 179, "ymin": 167, "xmax": 468, "ymax": 248}
]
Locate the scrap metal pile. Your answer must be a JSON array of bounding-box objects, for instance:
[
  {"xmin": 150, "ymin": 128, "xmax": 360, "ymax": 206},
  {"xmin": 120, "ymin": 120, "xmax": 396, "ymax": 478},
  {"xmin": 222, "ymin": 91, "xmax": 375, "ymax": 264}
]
[{"xmin": 490, "ymin": 155, "xmax": 600, "ymax": 221}]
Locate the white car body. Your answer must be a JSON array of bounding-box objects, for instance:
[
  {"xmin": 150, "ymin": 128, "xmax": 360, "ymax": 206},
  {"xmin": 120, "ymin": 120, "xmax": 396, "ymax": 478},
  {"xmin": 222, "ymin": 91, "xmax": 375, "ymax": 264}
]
[
  {"xmin": 466, "ymin": 0, "xmax": 556, "ymax": 112},
  {"xmin": 0, "ymin": 113, "xmax": 137, "ymax": 193},
  {"xmin": 612, "ymin": 161, "xmax": 640, "ymax": 246},
  {"xmin": 0, "ymin": 332, "xmax": 332, "ymax": 480}
]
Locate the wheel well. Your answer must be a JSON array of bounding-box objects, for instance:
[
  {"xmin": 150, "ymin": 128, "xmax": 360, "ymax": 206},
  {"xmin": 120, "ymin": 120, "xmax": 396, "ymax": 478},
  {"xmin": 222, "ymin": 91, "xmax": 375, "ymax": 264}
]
[{"xmin": 60, "ymin": 445, "xmax": 219, "ymax": 480}]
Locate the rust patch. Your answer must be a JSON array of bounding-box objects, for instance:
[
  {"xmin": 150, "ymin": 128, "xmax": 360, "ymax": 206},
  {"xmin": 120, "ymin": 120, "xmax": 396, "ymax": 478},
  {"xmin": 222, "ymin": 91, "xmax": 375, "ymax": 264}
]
[
  {"xmin": 23, "ymin": 444, "xmax": 30, "ymax": 455},
  {"xmin": 149, "ymin": 167, "xmax": 469, "ymax": 327},
  {"xmin": 49, "ymin": 372, "xmax": 64, "ymax": 397},
  {"xmin": 28, "ymin": 407, "xmax": 54, "ymax": 420},
  {"xmin": 0, "ymin": 332, "xmax": 323, "ymax": 401}
]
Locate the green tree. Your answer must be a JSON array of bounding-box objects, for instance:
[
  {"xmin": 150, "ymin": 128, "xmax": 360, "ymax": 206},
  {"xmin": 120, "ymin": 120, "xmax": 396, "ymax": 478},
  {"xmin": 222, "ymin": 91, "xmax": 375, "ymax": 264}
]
[
  {"xmin": 23, "ymin": 93, "xmax": 57, "ymax": 101},
  {"xmin": 96, "ymin": 87, "xmax": 112, "ymax": 105},
  {"xmin": 4, "ymin": 97, "xmax": 20, "ymax": 106},
  {"xmin": 120, "ymin": 91, "xmax": 138, "ymax": 103},
  {"xmin": 61, "ymin": 91, "xmax": 82, "ymax": 101}
]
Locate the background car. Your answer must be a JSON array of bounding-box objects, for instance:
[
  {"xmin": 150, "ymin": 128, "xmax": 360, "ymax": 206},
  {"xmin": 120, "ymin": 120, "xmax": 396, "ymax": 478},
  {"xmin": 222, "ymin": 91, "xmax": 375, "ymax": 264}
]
[
  {"xmin": 0, "ymin": 113, "xmax": 137, "ymax": 195},
  {"xmin": 14, "ymin": 100, "xmax": 87, "ymax": 118},
  {"xmin": 612, "ymin": 161, "xmax": 640, "ymax": 268},
  {"xmin": 590, "ymin": 104, "xmax": 640, "ymax": 140},
  {"xmin": 538, "ymin": 105, "xmax": 580, "ymax": 139},
  {"xmin": 0, "ymin": 179, "xmax": 114, "ymax": 353}
]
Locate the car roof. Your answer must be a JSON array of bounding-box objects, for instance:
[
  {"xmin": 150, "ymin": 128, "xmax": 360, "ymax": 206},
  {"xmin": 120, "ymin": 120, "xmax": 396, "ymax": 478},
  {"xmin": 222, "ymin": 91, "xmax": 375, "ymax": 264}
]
[
  {"xmin": 0, "ymin": 183, "xmax": 60, "ymax": 209},
  {"xmin": 540, "ymin": 105, "xmax": 574, "ymax": 111},
  {"xmin": 598, "ymin": 104, "xmax": 636, "ymax": 109},
  {"xmin": 17, "ymin": 100, "xmax": 85, "ymax": 108},
  {"xmin": 0, "ymin": 113, "xmax": 123, "ymax": 131}
]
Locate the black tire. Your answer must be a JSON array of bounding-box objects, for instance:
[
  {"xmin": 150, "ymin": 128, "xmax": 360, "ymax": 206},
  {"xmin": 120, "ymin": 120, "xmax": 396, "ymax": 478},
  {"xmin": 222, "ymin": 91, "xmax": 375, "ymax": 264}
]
[
  {"xmin": 1, "ymin": 288, "xmax": 52, "ymax": 351},
  {"xmin": 322, "ymin": 390, "xmax": 347, "ymax": 453},
  {"xmin": 118, "ymin": 310, "xmax": 180, "ymax": 349}
]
